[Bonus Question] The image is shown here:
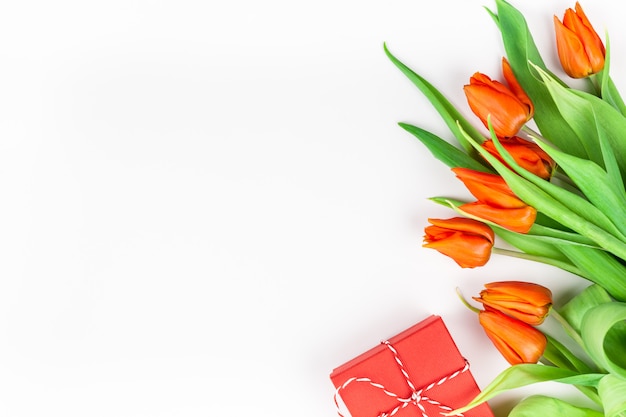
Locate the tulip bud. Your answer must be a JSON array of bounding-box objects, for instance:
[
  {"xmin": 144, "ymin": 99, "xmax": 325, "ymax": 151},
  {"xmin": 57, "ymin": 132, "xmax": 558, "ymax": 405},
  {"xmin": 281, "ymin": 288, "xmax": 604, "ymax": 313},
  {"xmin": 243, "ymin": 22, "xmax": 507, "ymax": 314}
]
[
  {"xmin": 423, "ymin": 217, "xmax": 494, "ymax": 268},
  {"xmin": 452, "ymin": 168, "xmax": 536, "ymax": 233},
  {"xmin": 482, "ymin": 136, "xmax": 556, "ymax": 180},
  {"xmin": 479, "ymin": 307, "xmax": 547, "ymax": 365},
  {"xmin": 473, "ymin": 281, "xmax": 553, "ymax": 325},
  {"xmin": 459, "ymin": 202, "xmax": 536, "ymax": 234},
  {"xmin": 464, "ymin": 58, "xmax": 534, "ymax": 138},
  {"xmin": 452, "ymin": 168, "xmax": 524, "ymax": 208},
  {"xmin": 554, "ymin": 2, "xmax": 605, "ymax": 78}
]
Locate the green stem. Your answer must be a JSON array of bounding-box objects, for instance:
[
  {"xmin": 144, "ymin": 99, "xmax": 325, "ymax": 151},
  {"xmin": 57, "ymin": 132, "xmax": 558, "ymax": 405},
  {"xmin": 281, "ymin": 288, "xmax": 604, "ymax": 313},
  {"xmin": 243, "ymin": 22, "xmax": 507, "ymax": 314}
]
[
  {"xmin": 551, "ymin": 170, "xmax": 577, "ymax": 189},
  {"xmin": 587, "ymin": 74, "xmax": 601, "ymax": 96},
  {"xmin": 492, "ymin": 247, "xmax": 584, "ymax": 277},
  {"xmin": 549, "ymin": 308, "xmax": 585, "ymax": 351},
  {"xmin": 521, "ymin": 125, "xmax": 546, "ymax": 141},
  {"xmin": 455, "ymin": 287, "xmax": 480, "ymax": 313}
]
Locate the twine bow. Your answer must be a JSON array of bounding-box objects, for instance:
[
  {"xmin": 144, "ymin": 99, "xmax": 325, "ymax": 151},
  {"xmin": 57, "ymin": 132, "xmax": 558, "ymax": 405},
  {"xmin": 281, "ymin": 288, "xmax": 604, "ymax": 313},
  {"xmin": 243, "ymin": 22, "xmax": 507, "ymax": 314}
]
[{"xmin": 334, "ymin": 340, "xmax": 470, "ymax": 417}]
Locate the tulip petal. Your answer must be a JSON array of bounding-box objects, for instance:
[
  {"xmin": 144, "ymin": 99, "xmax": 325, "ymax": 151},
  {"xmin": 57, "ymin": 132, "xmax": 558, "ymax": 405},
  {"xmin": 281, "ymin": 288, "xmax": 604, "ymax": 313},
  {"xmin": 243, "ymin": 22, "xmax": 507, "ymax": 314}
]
[
  {"xmin": 482, "ymin": 137, "xmax": 555, "ymax": 180},
  {"xmin": 423, "ymin": 232, "xmax": 493, "ymax": 268},
  {"xmin": 460, "ymin": 202, "xmax": 536, "ymax": 234},
  {"xmin": 476, "ymin": 298, "xmax": 549, "ymax": 325},
  {"xmin": 427, "ymin": 217, "xmax": 495, "ymax": 243},
  {"xmin": 484, "ymin": 281, "xmax": 553, "ymax": 305},
  {"xmin": 554, "ymin": 15, "xmax": 593, "ymax": 78},
  {"xmin": 424, "ymin": 218, "xmax": 494, "ymax": 268},
  {"xmin": 464, "ymin": 84, "xmax": 529, "ymax": 137},
  {"xmin": 479, "ymin": 309, "xmax": 547, "ymax": 365},
  {"xmin": 573, "ymin": 2, "xmax": 605, "ymax": 72},
  {"xmin": 570, "ymin": 14, "xmax": 605, "ymax": 73},
  {"xmin": 453, "ymin": 167, "xmax": 526, "ymax": 208},
  {"xmin": 502, "ymin": 57, "xmax": 534, "ymax": 117}
]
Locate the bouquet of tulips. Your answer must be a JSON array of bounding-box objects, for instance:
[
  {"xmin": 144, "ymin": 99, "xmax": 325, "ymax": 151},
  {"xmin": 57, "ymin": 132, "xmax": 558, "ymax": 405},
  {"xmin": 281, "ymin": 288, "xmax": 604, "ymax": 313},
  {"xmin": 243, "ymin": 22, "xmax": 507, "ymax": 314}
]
[{"xmin": 385, "ymin": 1, "xmax": 626, "ymax": 416}]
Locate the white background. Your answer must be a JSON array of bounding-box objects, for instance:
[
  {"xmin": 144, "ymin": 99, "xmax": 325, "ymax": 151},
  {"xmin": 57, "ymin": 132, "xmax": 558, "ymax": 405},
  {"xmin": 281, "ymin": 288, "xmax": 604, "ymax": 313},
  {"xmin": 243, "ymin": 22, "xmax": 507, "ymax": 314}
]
[{"xmin": 0, "ymin": 0, "xmax": 623, "ymax": 416}]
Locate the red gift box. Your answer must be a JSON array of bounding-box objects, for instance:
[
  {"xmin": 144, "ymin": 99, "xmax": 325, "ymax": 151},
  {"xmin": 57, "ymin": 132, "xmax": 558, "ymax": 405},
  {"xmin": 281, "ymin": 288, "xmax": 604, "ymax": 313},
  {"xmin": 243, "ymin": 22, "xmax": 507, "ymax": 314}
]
[{"xmin": 330, "ymin": 315, "xmax": 495, "ymax": 417}]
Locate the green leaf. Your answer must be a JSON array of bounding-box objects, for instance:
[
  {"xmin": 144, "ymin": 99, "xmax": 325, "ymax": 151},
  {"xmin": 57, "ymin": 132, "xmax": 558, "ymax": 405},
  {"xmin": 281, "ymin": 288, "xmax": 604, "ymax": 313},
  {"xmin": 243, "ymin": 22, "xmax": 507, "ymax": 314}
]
[
  {"xmin": 450, "ymin": 364, "xmax": 604, "ymax": 415},
  {"xmin": 531, "ymin": 132, "xmax": 626, "ymax": 238},
  {"xmin": 599, "ymin": 75, "xmax": 626, "ymax": 117},
  {"xmin": 530, "ymin": 65, "xmax": 603, "ymax": 165},
  {"xmin": 559, "ymin": 284, "xmax": 613, "ymax": 334},
  {"xmin": 557, "ymin": 245, "xmax": 626, "ymax": 303},
  {"xmin": 397, "ymin": 123, "xmax": 491, "ymax": 172},
  {"xmin": 494, "ymin": 228, "xmax": 578, "ymax": 273},
  {"xmin": 596, "ymin": 107, "xmax": 626, "ymax": 195},
  {"xmin": 484, "ymin": 6, "xmax": 500, "ymax": 30},
  {"xmin": 543, "ymin": 334, "xmax": 594, "ymax": 375},
  {"xmin": 598, "ymin": 374, "xmax": 626, "ymax": 417},
  {"xmin": 527, "ymin": 224, "xmax": 598, "ymax": 248},
  {"xmin": 598, "ymin": 32, "xmax": 612, "ymax": 99},
  {"xmin": 532, "ymin": 63, "xmax": 626, "ymax": 181},
  {"xmin": 582, "ymin": 302, "xmax": 626, "ymax": 378},
  {"xmin": 597, "ymin": 34, "xmax": 626, "ymax": 116},
  {"xmin": 508, "ymin": 395, "xmax": 603, "ymax": 417},
  {"xmin": 383, "ymin": 43, "xmax": 484, "ymax": 154},
  {"xmin": 541, "ymin": 335, "xmax": 601, "ymax": 402}
]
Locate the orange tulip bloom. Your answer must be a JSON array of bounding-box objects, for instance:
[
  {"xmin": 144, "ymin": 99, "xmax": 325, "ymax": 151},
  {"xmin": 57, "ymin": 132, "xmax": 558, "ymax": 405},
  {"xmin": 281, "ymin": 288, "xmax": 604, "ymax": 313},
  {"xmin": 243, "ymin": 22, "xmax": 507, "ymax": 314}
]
[
  {"xmin": 452, "ymin": 168, "xmax": 525, "ymax": 209},
  {"xmin": 459, "ymin": 202, "xmax": 536, "ymax": 234},
  {"xmin": 453, "ymin": 168, "xmax": 537, "ymax": 233},
  {"xmin": 482, "ymin": 136, "xmax": 556, "ymax": 180},
  {"xmin": 473, "ymin": 281, "xmax": 553, "ymax": 325},
  {"xmin": 554, "ymin": 2, "xmax": 605, "ymax": 78},
  {"xmin": 423, "ymin": 217, "xmax": 494, "ymax": 268},
  {"xmin": 479, "ymin": 307, "xmax": 547, "ymax": 365},
  {"xmin": 464, "ymin": 58, "xmax": 534, "ymax": 138}
]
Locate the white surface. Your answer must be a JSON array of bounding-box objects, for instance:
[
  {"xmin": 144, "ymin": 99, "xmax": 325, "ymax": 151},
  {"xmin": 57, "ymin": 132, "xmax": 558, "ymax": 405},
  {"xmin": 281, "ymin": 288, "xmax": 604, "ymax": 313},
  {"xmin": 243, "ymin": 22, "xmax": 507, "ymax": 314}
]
[{"xmin": 0, "ymin": 0, "xmax": 622, "ymax": 416}]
